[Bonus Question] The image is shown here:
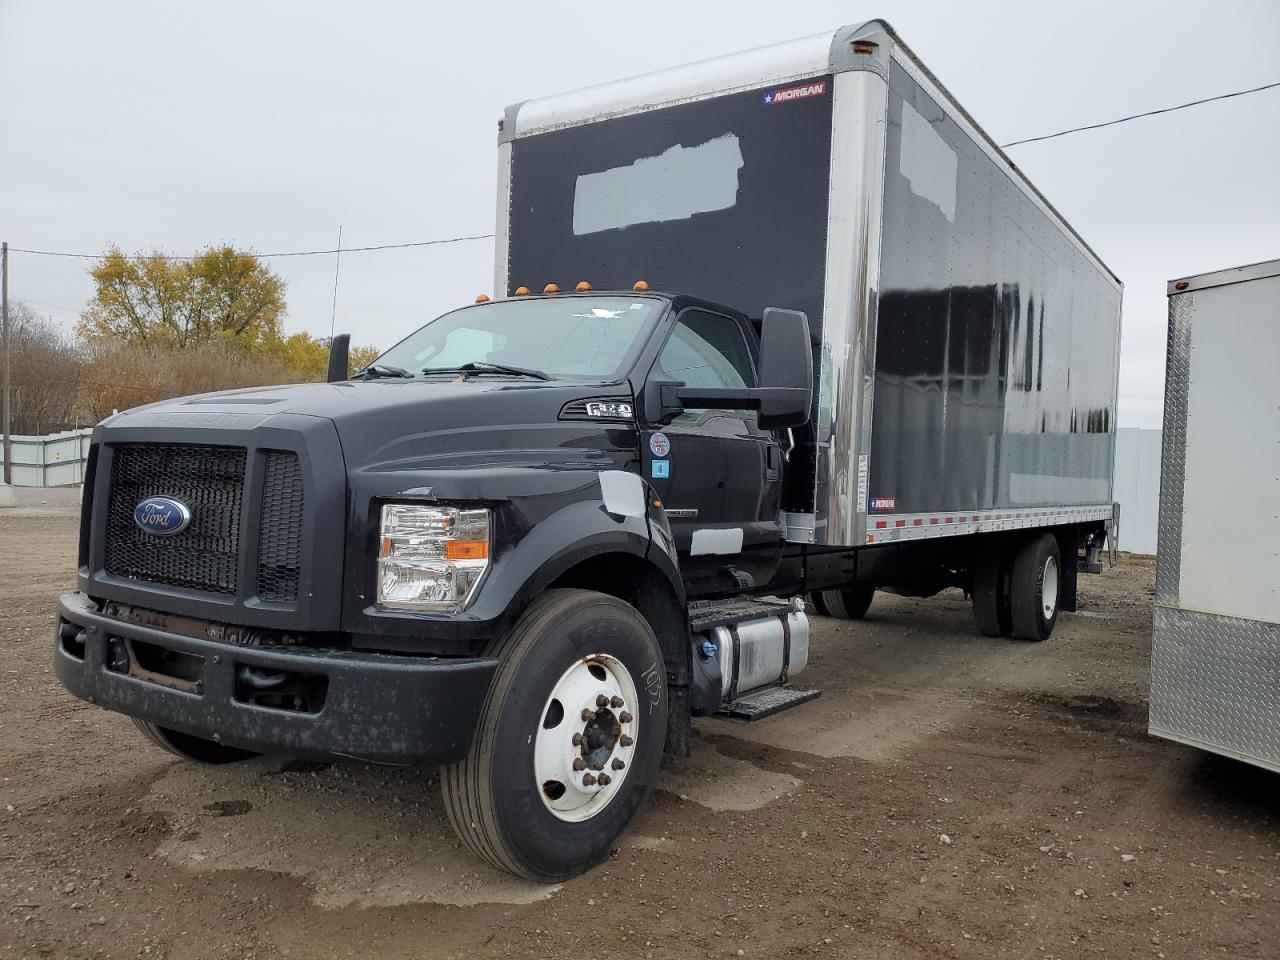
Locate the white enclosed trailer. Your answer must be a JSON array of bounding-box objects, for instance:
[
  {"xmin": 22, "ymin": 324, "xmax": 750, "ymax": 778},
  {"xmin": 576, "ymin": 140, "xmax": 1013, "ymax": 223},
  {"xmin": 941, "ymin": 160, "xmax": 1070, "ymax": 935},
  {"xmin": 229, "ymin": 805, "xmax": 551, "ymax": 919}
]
[{"xmin": 1152, "ymin": 258, "xmax": 1280, "ymax": 772}]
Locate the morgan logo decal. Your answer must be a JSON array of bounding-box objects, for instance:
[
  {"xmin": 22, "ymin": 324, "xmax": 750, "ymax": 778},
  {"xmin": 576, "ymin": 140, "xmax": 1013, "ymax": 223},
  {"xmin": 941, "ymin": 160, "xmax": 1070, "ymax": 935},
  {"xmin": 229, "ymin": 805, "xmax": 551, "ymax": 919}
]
[
  {"xmin": 870, "ymin": 496, "xmax": 896, "ymax": 513},
  {"xmin": 763, "ymin": 80, "xmax": 827, "ymax": 106}
]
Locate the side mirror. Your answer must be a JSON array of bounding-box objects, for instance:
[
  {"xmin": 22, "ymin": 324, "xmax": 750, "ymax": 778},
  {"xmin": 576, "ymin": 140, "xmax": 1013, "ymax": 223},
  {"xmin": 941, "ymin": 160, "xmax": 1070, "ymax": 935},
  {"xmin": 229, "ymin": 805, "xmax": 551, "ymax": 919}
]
[
  {"xmin": 326, "ymin": 333, "xmax": 351, "ymax": 383},
  {"xmin": 650, "ymin": 308, "xmax": 814, "ymax": 429},
  {"xmin": 755, "ymin": 307, "xmax": 813, "ymax": 429}
]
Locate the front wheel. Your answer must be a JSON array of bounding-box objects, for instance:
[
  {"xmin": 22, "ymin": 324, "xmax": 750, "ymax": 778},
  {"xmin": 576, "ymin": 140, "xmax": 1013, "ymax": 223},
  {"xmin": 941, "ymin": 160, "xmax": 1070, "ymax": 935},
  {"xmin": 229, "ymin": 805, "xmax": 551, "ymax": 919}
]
[
  {"xmin": 132, "ymin": 718, "xmax": 259, "ymax": 764},
  {"xmin": 441, "ymin": 589, "xmax": 667, "ymax": 881}
]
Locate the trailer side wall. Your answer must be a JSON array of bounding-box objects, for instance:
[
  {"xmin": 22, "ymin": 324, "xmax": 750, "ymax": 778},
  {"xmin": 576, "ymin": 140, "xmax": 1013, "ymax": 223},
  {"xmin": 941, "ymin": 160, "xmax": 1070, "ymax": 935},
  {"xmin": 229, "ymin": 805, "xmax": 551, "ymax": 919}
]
[{"xmin": 867, "ymin": 60, "xmax": 1121, "ymax": 519}]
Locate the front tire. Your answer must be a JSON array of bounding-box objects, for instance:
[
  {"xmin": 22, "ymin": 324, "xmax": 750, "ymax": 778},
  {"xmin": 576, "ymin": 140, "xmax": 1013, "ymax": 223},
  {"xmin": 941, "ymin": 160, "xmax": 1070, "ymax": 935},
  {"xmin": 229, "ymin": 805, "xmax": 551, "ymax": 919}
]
[
  {"xmin": 1010, "ymin": 533, "xmax": 1061, "ymax": 642},
  {"xmin": 441, "ymin": 589, "xmax": 667, "ymax": 881},
  {"xmin": 132, "ymin": 718, "xmax": 259, "ymax": 764},
  {"xmin": 820, "ymin": 584, "xmax": 875, "ymax": 620}
]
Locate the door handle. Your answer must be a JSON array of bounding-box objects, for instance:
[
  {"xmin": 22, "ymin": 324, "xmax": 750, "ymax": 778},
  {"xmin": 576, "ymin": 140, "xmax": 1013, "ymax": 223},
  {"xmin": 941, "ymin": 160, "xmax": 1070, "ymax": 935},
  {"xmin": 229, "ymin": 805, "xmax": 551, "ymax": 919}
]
[{"xmin": 766, "ymin": 445, "xmax": 781, "ymax": 481}]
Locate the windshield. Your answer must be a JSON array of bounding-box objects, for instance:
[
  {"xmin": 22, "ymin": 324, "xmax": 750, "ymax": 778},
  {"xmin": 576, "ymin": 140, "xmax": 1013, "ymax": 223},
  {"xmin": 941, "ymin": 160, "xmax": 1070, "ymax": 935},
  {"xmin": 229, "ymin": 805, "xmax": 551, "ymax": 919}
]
[{"xmin": 372, "ymin": 296, "xmax": 664, "ymax": 380}]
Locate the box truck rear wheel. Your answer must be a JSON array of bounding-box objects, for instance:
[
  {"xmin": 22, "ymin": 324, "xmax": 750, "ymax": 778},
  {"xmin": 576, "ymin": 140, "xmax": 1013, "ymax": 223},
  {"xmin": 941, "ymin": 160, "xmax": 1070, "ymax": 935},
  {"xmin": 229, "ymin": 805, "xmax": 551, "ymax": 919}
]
[
  {"xmin": 132, "ymin": 718, "xmax": 259, "ymax": 764},
  {"xmin": 808, "ymin": 591, "xmax": 830, "ymax": 616},
  {"xmin": 971, "ymin": 552, "xmax": 1013, "ymax": 637},
  {"xmin": 820, "ymin": 585, "xmax": 875, "ymax": 620},
  {"xmin": 1010, "ymin": 534, "xmax": 1061, "ymax": 641},
  {"xmin": 441, "ymin": 588, "xmax": 667, "ymax": 881}
]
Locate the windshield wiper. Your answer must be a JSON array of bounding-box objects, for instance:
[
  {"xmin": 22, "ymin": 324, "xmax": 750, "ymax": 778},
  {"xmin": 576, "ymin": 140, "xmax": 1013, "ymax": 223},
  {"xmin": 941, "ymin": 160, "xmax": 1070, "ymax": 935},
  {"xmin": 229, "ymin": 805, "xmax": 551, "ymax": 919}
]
[
  {"xmin": 356, "ymin": 363, "xmax": 415, "ymax": 379},
  {"xmin": 421, "ymin": 361, "xmax": 552, "ymax": 380}
]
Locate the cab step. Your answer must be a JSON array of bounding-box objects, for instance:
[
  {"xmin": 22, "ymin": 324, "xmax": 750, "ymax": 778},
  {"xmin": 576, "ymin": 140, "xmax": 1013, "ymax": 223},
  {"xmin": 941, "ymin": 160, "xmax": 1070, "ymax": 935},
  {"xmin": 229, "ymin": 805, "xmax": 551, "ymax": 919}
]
[{"xmin": 718, "ymin": 684, "xmax": 820, "ymax": 721}]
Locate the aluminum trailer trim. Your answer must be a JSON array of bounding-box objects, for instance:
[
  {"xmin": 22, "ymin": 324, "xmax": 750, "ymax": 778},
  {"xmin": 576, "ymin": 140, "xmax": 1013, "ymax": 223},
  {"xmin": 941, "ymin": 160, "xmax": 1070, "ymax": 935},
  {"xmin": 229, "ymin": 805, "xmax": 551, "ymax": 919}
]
[
  {"xmin": 1167, "ymin": 256, "xmax": 1280, "ymax": 295},
  {"xmin": 815, "ymin": 68, "xmax": 889, "ymax": 547},
  {"xmin": 1151, "ymin": 262, "xmax": 1280, "ymax": 771},
  {"xmin": 865, "ymin": 503, "xmax": 1114, "ymax": 545}
]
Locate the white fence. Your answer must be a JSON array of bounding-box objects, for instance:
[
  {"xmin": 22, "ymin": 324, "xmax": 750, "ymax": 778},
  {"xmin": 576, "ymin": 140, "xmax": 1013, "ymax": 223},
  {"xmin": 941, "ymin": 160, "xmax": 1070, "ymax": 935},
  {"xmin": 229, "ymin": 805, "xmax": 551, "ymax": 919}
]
[
  {"xmin": 1114, "ymin": 427, "xmax": 1162, "ymax": 556},
  {"xmin": 2, "ymin": 428, "xmax": 94, "ymax": 487}
]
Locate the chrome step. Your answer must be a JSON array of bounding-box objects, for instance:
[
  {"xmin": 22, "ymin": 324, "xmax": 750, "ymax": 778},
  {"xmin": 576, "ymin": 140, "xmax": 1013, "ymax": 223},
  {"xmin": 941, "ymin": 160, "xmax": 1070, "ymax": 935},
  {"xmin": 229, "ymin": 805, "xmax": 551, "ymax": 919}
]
[{"xmin": 718, "ymin": 684, "xmax": 820, "ymax": 721}]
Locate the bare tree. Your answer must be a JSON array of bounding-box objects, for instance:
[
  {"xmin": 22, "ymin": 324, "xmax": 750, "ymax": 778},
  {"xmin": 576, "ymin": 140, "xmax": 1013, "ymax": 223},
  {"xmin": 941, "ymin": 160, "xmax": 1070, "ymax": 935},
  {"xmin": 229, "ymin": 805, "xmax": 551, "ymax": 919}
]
[{"xmin": 7, "ymin": 304, "xmax": 84, "ymax": 434}]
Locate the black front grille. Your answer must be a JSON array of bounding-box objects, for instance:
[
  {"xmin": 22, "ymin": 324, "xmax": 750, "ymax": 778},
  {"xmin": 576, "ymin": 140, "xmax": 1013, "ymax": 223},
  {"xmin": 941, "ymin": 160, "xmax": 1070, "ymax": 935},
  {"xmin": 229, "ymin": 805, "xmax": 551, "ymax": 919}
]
[
  {"xmin": 257, "ymin": 451, "xmax": 305, "ymax": 602},
  {"xmin": 105, "ymin": 445, "xmax": 247, "ymax": 595}
]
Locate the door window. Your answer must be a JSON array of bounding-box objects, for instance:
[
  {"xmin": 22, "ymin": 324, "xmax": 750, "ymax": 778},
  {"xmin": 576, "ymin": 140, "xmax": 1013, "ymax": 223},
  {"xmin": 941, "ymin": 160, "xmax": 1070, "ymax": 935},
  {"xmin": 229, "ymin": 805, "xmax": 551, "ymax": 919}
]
[
  {"xmin": 658, "ymin": 310, "xmax": 758, "ymax": 424},
  {"xmin": 660, "ymin": 311, "xmax": 756, "ymax": 389}
]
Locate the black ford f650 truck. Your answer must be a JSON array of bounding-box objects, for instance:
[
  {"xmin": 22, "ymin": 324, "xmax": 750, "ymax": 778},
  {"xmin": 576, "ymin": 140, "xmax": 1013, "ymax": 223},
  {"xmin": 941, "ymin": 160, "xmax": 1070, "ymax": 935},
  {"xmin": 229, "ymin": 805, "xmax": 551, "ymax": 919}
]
[{"xmin": 55, "ymin": 21, "xmax": 1121, "ymax": 880}]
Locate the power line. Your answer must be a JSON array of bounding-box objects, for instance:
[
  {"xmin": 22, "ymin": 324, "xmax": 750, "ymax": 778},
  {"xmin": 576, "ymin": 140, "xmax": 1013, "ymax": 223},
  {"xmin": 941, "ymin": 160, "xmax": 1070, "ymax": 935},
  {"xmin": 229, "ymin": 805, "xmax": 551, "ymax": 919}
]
[
  {"xmin": 6, "ymin": 232, "xmax": 495, "ymax": 261},
  {"xmin": 1001, "ymin": 79, "xmax": 1280, "ymax": 148}
]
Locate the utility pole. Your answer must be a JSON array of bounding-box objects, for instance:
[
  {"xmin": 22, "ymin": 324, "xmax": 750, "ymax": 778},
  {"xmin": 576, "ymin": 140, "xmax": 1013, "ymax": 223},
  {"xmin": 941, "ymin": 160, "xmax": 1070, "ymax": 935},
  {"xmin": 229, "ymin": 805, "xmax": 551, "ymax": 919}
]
[{"xmin": 2, "ymin": 241, "xmax": 11, "ymax": 485}]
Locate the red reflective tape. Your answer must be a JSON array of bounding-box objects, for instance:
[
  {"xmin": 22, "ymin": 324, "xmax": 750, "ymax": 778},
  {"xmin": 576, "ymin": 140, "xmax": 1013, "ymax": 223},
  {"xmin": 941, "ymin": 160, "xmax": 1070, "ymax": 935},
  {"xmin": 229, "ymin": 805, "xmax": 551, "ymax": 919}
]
[
  {"xmin": 875, "ymin": 521, "xmax": 887, "ymax": 529},
  {"xmin": 895, "ymin": 520, "xmax": 906, "ymax": 528},
  {"xmin": 929, "ymin": 517, "xmax": 939, "ymax": 525},
  {"xmin": 945, "ymin": 517, "xmax": 953, "ymax": 523},
  {"xmin": 913, "ymin": 518, "xmax": 923, "ymax": 526}
]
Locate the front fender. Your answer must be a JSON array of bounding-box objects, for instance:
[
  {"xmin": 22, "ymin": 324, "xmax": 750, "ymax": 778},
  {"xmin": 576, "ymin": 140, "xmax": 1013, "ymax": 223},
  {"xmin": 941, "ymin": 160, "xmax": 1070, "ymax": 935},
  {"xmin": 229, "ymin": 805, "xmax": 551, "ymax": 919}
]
[{"xmin": 343, "ymin": 467, "xmax": 684, "ymax": 652}]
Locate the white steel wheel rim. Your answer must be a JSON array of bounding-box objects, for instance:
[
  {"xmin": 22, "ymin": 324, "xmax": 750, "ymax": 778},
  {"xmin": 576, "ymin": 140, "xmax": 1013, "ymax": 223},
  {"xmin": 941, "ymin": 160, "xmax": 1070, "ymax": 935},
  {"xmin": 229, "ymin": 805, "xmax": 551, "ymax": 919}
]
[
  {"xmin": 1041, "ymin": 555, "xmax": 1060, "ymax": 619},
  {"xmin": 534, "ymin": 653, "xmax": 639, "ymax": 823}
]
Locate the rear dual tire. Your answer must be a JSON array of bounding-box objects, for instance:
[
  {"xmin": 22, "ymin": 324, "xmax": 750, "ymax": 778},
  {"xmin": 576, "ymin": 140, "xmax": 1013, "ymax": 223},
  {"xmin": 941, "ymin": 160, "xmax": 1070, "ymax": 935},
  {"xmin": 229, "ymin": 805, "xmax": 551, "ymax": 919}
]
[
  {"xmin": 971, "ymin": 533, "xmax": 1061, "ymax": 642},
  {"xmin": 815, "ymin": 584, "xmax": 875, "ymax": 620}
]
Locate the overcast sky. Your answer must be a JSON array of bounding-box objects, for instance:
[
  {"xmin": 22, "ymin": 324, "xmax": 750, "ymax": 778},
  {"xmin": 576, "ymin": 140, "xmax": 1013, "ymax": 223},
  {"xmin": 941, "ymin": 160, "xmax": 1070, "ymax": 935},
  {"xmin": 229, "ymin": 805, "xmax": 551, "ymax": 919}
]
[{"xmin": 3, "ymin": 0, "xmax": 1278, "ymax": 427}]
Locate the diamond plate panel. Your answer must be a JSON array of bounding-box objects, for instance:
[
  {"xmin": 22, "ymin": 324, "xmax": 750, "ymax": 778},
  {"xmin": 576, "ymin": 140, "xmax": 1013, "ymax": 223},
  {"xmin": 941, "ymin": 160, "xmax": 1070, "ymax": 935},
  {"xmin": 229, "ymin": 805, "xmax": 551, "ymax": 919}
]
[
  {"xmin": 1150, "ymin": 605, "xmax": 1280, "ymax": 771},
  {"xmin": 1154, "ymin": 292, "xmax": 1193, "ymax": 604}
]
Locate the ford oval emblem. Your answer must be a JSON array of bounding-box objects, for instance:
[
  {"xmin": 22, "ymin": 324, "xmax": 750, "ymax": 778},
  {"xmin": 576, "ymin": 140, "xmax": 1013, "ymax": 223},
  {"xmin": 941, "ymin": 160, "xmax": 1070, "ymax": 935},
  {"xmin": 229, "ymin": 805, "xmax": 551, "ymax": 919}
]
[{"xmin": 133, "ymin": 496, "xmax": 192, "ymax": 536}]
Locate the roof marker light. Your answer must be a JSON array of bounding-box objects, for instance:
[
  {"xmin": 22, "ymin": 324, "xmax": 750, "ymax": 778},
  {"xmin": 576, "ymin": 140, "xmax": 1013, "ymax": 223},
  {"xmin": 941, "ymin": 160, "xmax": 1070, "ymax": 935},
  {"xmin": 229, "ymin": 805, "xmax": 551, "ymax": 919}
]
[
  {"xmin": 575, "ymin": 281, "xmax": 592, "ymax": 291},
  {"xmin": 544, "ymin": 283, "xmax": 561, "ymax": 294},
  {"xmin": 514, "ymin": 286, "xmax": 531, "ymax": 296},
  {"xmin": 633, "ymin": 280, "xmax": 650, "ymax": 291},
  {"xmin": 474, "ymin": 294, "xmax": 490, "ymax": 303}
]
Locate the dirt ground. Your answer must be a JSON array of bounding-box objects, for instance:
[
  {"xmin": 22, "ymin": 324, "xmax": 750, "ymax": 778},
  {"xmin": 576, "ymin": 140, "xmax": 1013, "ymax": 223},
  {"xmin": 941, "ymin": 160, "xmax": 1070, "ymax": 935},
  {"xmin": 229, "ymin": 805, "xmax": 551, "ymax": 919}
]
[{"xmin": 2, "ymin": 504, "xmax": 1277, "ymax": 960}]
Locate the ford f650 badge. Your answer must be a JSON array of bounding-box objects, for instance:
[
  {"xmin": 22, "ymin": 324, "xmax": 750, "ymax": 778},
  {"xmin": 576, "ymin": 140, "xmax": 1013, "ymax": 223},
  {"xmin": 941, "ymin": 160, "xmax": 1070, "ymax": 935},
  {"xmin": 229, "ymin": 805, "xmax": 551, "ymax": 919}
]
[{"xmin": 133, "ymin": 496, "xmax": 192, "ymax": 536}]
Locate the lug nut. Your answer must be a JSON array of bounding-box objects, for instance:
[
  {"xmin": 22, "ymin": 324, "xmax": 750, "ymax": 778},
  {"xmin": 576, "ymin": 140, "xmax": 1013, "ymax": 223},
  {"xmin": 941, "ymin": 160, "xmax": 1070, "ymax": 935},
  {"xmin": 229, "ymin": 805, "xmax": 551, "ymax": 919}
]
[
  {"xmin": 610, "ymin": 695, "xmax": 624, "ymax": 708},
  {"xmin": 618, "ymin": 711, "xmax": 633, "ymax": 724},
  {"xmin": 619, "ymin": 734, "xmax": 634, "ymax": 747},
  {"xmin": 581, "ymin": 708, "xmax": 595, "ymax": 722},
  {"xmin": 612, "ymin": 758, "xmax": 625, "ymax": 771},
  {"xmin": 572, "ymin": 733, "xmax": 583, "ymax": 746},
  {"xmin": 582, "ymin": 773, "xmax": 597, "ymax": 787},
  {"xmin": 597, "ymin": 774, "xmax": 612, "ymax": 786},
  {"xmin": 596, "ymin": 694, "xmax": 609, "ymax": 708},
  {"xmin": 573, "ymin": 757, "xmax": 586, "ymax": 771}
]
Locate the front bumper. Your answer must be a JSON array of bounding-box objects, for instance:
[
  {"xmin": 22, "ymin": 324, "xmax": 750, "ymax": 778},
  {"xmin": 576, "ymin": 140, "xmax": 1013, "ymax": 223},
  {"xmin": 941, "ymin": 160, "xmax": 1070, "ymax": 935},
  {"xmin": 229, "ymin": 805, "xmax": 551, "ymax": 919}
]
[{"xmin": 55, "ymin": 592, "xmax": 497, "ymax": 765}]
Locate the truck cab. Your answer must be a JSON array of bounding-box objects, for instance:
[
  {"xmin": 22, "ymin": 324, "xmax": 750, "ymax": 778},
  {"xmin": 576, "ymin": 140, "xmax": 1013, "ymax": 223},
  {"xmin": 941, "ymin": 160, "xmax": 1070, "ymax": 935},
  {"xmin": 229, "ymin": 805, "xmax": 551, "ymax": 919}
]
[{"xmin": 55, "ymin": 288, "xmax": 815, "ymax": 881}]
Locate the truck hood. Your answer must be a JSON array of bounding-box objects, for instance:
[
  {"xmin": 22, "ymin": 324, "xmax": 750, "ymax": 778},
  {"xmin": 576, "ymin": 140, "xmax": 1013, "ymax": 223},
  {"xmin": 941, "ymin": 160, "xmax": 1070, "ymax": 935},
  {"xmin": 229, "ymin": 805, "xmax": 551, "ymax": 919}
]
[{"xmin": 106, "ymin": 377, "xmax": 637, "ymax": 471}]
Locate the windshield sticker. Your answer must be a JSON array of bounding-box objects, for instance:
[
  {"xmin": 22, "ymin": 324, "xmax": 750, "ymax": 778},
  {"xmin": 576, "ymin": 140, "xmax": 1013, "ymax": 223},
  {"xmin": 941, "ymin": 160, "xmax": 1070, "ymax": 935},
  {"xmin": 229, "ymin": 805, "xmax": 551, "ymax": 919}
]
[
  {"xmin": 571, "ymin": 307, "xmax": 626, "ymax": 320},
  {"xmin": 572, "ymin": 133, "xmax": 743, "ymax": 236},
  {"xmin": 649, "ymin": 432, "xmax": 671, "ymax": 458},
  {"xmin": 763, "ymin": 80, "xmax": 827, "ymax": 106},
  {"xmin": 651, "ymin": 459, "xmax": 670, "ymax": 479}
]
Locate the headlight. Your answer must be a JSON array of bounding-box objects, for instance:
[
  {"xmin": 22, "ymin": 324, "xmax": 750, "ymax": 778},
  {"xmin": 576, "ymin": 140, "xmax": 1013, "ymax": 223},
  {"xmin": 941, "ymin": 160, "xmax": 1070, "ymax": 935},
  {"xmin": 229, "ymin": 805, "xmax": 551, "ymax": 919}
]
[{"xmin": 377, "ymin": 504, "xmax": 490, "ymax": 611}]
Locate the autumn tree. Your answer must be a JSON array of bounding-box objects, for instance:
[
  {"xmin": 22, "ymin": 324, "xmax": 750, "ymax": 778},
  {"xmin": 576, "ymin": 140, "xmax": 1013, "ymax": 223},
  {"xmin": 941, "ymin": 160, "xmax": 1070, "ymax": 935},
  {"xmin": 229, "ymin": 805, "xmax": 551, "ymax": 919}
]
[{"xmin": 79, "ymin": 245, "xmax": 287, "ymax": 349}]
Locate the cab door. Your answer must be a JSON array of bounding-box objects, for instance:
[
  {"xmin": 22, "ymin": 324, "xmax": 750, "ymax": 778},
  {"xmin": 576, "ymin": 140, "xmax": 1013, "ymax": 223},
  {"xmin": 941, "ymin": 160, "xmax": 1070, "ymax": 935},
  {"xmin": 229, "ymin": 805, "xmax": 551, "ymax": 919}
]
[{"xmin": 642, "ymin": 308, "xmax": 784, "ymax": 597}]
